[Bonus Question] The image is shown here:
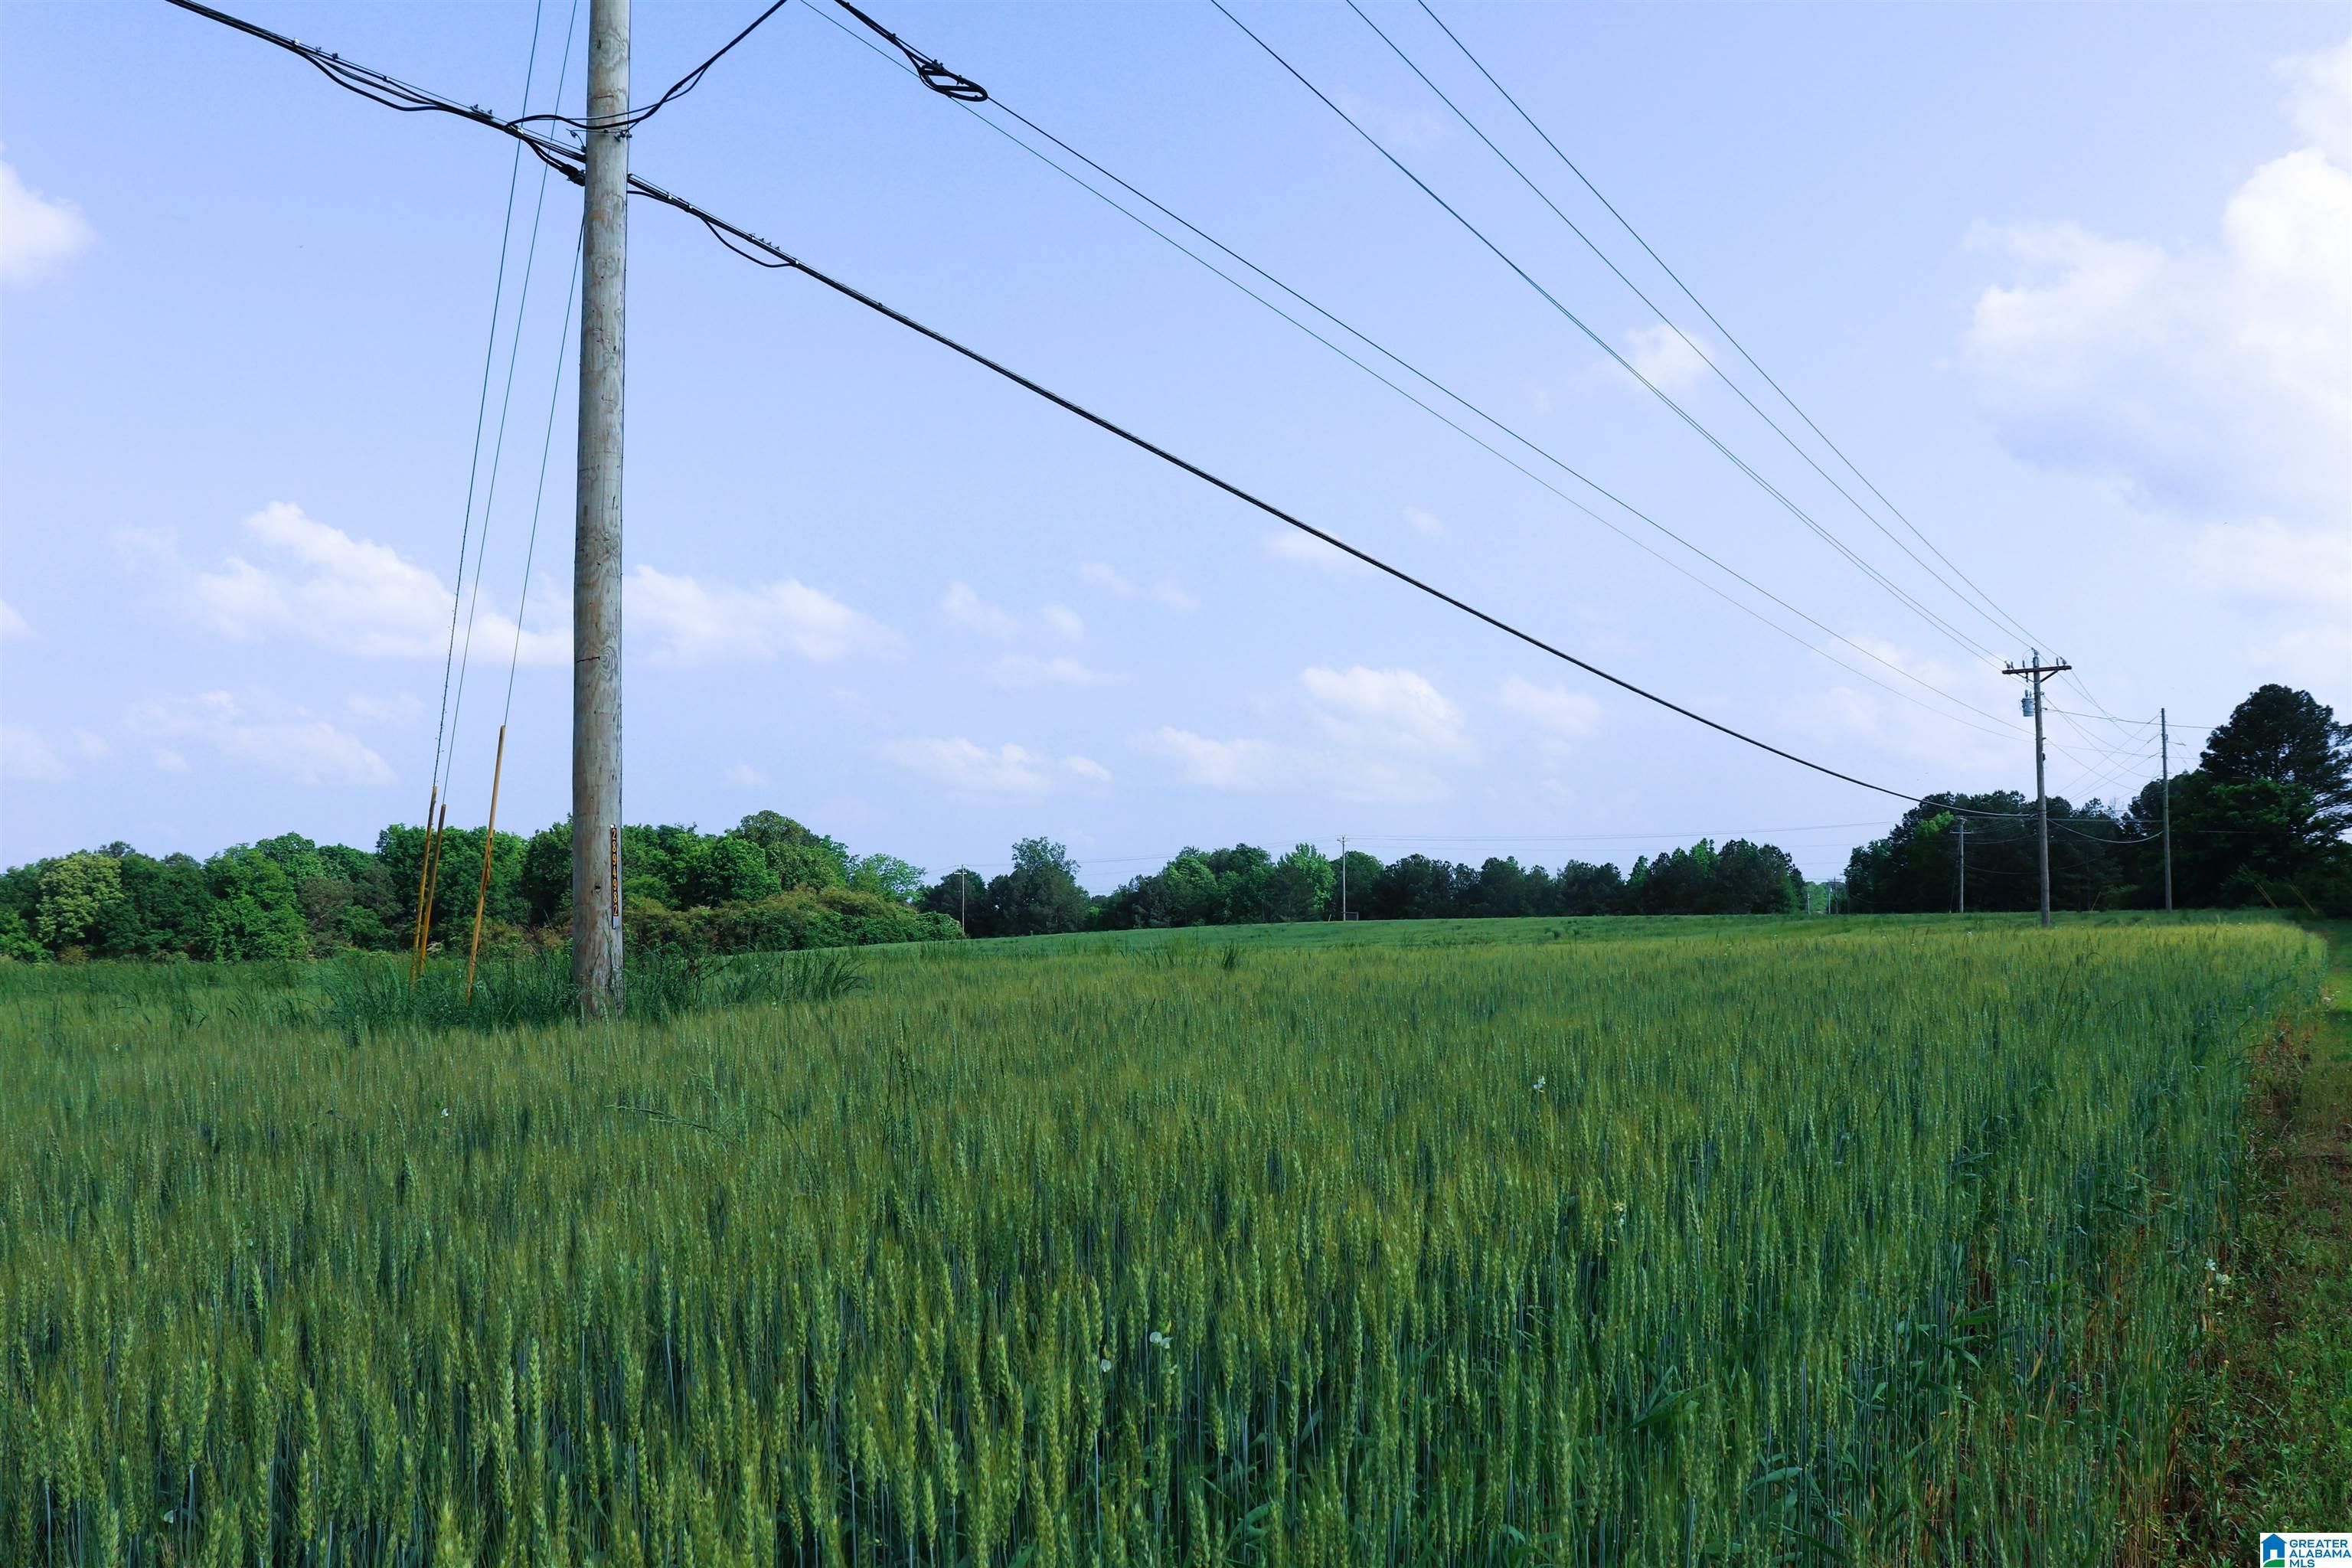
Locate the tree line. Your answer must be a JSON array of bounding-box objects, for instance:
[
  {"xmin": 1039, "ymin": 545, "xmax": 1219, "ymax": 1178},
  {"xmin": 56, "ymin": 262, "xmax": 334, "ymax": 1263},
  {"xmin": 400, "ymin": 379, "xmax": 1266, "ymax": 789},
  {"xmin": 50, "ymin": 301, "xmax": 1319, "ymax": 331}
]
[
  {"xmin": 1841, "ymin": 684, "xmax": 2351, "ymax": 915},
  {"xmin": 5, "ymin": 682, "xmax": 2337, "ymax": 962}
]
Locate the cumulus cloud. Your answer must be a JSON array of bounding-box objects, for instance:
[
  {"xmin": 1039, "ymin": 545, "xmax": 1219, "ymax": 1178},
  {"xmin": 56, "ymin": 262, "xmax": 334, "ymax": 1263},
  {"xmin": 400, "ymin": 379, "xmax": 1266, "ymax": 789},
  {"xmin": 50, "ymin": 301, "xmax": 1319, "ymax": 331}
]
[
  {"xmin": 1403, "ymin": 507, "xmax": 1445, "ymax": 537},
  {"xmin": 1960, "ymin": 37, "xmax": 2352, "ymax": 521},
  {"xmin": 1079, "ymin": 561, "xmax": 1135, "ymax": 596},
  {"xmin": 1130, "ymin": 728, "xmax": 1284, "ymax": 790},
  {"xmin": 1081, "ymin": 562, "xmax": 1198, "ymax": 609},
  {"xmin": 152, "ymin": 749, "xmax": 190, "ymax": 774},
  {"xmin": 878, "ymin": 737, "xmax": 1110, "ymax": 796},
  {"xmin": 125, "ymin": 689, "xmax": 395, "ymax": 786},
  {"xmin": 139, "ymin": 503, "xmax": 893, "ymax": 669},
  {"xmin": 1131, "ymin": 666, "xmax": 1473, "ymax": 804},
  {"xmin": 724, "ymin": 762, "xmax": 769, "ymax": 789},
  {"xmin": 0, "ymin": 600, "xmax": 29, "ymax": 639},
  {"xmin": 941, "ymin": 582, "xmax": 1019, "ymax": 639},
  {"xmin": 628, "ymin": 565, "xmax": 900, "ymax": 665},
  {"xmin": 1496, "ymin": 676, "xmax": 1602, "ymax": 753},
  {"xmin": 345, "ymin": 693, "xmax": 424, "ymax": 724},
  {"xmin": 990, "ymin": 654, "xmax": 1122, "ymax": 688},
  {"xmin": 1, "ymin": 152, "xmax": 93, "ymax": 284},
  {"xmin": 1, "ymin": 724, "xmax": 69, "ymax": 782},
  {"xmin": 1041, "ymin": 603, "xmax": 1085, "ymax": 642},
  {"xmin": 161, "ymin": 502, "xmax": 570, "ymax": 663},
  {"xmin": 1618, "ymin": 323, "xmax": 1714, "ymax": 397},
  {"xmin": 1260, "ymin": 530, "xmax": 1371, "ymax": 577}
]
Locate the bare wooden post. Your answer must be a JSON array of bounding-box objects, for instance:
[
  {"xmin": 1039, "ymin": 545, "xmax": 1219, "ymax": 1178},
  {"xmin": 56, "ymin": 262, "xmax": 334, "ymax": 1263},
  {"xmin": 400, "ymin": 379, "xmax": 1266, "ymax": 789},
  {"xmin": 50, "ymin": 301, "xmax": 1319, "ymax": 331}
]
[
  {"xmin": 465, "ymin": 724, "xmax": 508, "ymax": 1003},
  {"xmin": 407, "ymin": 782, "xmax": 438, "ymax": 980},
  {"xmin": 573, "ymin": 0, "xmax": 628, "ymax": 1016}
]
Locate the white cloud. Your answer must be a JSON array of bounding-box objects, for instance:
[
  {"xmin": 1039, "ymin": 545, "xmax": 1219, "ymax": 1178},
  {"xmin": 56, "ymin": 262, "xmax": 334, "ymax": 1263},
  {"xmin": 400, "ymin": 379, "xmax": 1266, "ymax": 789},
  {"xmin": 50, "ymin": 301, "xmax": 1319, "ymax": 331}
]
[
  {"xmin": 1960, "ymin": 39, "xmax": 2352, "ymax": 519},
  {"xmin": 168, "ymin": 502, "xmax": 570, "ymax": 663},
  {"xmin": 877, "ymin": 737, "xmax": 1110, "ymax": 796},
  {"xmin": 1131, "ymin": 727, "xmax": 1284, "ymax": 790},
  {"xmin": 73, "ymin": 730, "xmax": 109, "ymax": 761},
  {"xmin": 1, "ymin": 724, "xmax": 68, "ymax": 782},
  {"xmin": 1496, "ymin": 676, "xmax": 1602, "ymax": 751},
  {"xmin": 1261, "ymin": 530, "xmax": 1371, "ymax": 577},
  {"xmin": 941, "ymin": 582, "xmax": 1018, "ymax": 640},
  {"xmin": 125, "ymin": 689, "xmax": 394, "ymax": 786},
  {"xmin": 2190, "ymin": 515, "xmax": 2352, "ymax": 667},
  {"xmin": 152, "ymin": 748, "xmax": 190, "ymax": 774},
  {"xmin": 628, "ymin": 564, "xmax": 900, "ymax": 666},
  {"xmin": 1079, "ymin": 561, "xmax": 1135, "ymax": 596},
  {"xmin": 345, "ymin": 692, "xmax": 424, "ymax": 724},
  {"xmin": 1079, "ymin": 562, "xmax": 1195, "ymax": 609},
  {"xmin": 990, "ymin": 654, "xmax": 1122, "ymax": 688},
  {"xmin": 1403, "ymin": 507, "xmax": 1445, "ymax": 537},
  {"xmin": 1332, "ymin": 90, "xmax": 1449, "ymax": 151},
  {"xmin": 1041, "ymin": 603, "xmax": 1085, "ymax": 642},
  {"xmin": 1619, "ymin": 323, "xmax": 1714, "ymax": 397},
  {"xmin": 1, "ymin": 152, "xmax": 93, "ymax": 284},
  {"xmin": 724, "ymin": 762, "xmax": 769, "ymax": 789},
  {"xmin": 1130, "ymin": 666, "xmax": 1472, "ymax": 804},
  {"xmin": 1300, "ymin": 665, "xmax": 1469, "ymax": 756},
  {"xmin": 0, "ymin": 600, "xmax": 29, "ymax": 639}
]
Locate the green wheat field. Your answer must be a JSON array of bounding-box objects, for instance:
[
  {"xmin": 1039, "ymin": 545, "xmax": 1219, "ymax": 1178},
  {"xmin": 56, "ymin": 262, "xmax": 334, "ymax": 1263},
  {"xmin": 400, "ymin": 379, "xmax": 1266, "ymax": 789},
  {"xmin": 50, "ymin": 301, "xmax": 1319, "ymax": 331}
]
[{"xmin": 0, "ymin": 915, "xmax": 2323, "ymax": 1566}]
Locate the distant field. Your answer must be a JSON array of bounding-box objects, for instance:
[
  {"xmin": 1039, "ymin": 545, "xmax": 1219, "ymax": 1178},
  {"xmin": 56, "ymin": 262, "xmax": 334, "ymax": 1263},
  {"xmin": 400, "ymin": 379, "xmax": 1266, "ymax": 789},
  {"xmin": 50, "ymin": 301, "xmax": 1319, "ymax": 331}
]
[
  {"xmin": 0, "ymin": 915, "xmax": 2322, "ymax": 1566},
  {"xmin": 941, "ymin": 906, "xmax": 2272, "ymax": 959}
]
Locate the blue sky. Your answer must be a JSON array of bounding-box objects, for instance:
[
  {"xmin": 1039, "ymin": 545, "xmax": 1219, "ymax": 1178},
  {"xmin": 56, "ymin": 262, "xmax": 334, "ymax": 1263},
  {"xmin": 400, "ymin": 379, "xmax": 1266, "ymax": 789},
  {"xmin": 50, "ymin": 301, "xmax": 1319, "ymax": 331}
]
[{"xmin": 3, "ymin": 1, "xmax": 2347, "ymax": 887}]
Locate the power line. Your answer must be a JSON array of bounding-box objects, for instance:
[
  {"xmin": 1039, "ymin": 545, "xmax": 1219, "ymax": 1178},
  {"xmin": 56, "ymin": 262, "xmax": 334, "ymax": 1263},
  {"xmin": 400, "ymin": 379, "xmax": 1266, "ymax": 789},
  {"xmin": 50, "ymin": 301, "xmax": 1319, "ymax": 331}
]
[
  {"xmin": 1207, "ymin": 0, "xmax": 2007, "ymax": 671},
  {"xmin": 513, "ymin": 0, "xmax": 795, "ymax": 132},
  {"xmin": 445, "ymin": 0, "xmax": 583, "ymax": 805},
  {"xmin": 428, "ymin": 0, "xmax": 554, "ymax": 820},
  {"xmin": 1404, "ymin": 2, "xmax": 2158, "ymax": 739},
  {"xmin": 1406, "ymin": 0, "xmax": 2053, "ymax": 660},
  {"xmin": 167, "ymin": 0, "xmax": 1971, "ymax": 811},
  {"xmin": 799, "ymin": 1, "xmax": 2027, "ymax": 740},
  {"xmin": 1343, "ymin": 0, "xmax": 2027, "ymax": 661}
]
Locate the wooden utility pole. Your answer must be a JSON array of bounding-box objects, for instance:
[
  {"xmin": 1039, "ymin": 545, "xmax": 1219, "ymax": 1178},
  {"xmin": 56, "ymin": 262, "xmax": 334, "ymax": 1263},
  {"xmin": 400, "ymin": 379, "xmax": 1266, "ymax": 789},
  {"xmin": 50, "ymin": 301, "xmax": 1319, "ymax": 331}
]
[
  {"xmin": 573, "ymin": 0, "xmax": 628, "ymax": 1015},
  {"xmin": 2004, "ymin": 652, "xmax": 2072, "ymax": 929},
  {"xmin": 2160, "ymin": 707, "xmax": 2174, "ymax": 912},
  {"xmin": 1956, "ymin": 816, "xmax": 1966, "ymax": 915},
  {"xmin": 1338, "ymin": 835, "xmax": 1348, "ymax": 922}
]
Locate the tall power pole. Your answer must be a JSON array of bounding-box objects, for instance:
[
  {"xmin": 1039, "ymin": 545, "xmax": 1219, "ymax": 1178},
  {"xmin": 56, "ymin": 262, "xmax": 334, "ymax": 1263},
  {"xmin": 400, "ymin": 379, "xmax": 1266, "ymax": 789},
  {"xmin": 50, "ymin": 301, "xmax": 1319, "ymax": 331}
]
[
  {"xmin": 2004, "ymin": 652, "xmax": 2072, "ymax": 929},
  {"xmin": 2161, "ymin": 707, "xmax": 2174, "ymax": 913},
  {"xmin": 1956, "ymin": 816, "xmax": 1966, "ymax": 915},
  {"xmin": 1338, "ymin": 835, "xmax": 1348, "ymax": 922},
  {"xmin": 573, "ymin": 0, "xmax": 628, "ymax": 1015}
]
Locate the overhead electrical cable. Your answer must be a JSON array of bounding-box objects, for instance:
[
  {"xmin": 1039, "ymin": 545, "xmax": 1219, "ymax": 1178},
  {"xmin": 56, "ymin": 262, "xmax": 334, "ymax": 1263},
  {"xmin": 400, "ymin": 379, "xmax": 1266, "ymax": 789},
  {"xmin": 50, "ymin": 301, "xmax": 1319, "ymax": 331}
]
[
  {"xmin": 166, "ymin": 0, "xmax": 2078, "ymax": 819},
  {"xmin": 1407, "ymin": 0, "xmax": 2052, "ymax": 656},
  {"xmin": 443, "ymin": 0, "xmax": 583, "ymax": 802},
  {"xmin": 513, "ymin": 0, "xmax": 795, "ymax": 132},
  {"xmin": 1207, "ymin": 0, "xmax": 2006, "ymax": 671},
  {"xmin": 1407, "ymin": 2, "xmax": 2155, "ymax": 735},
  {"xmin": 505, "ymin": 230, "xmax": 586, "ymax": 727},
  {"xmin": 1342, "ymin": 0, "xmax": 2023, "ymax": 660},
  {"xmin": 426, "ymin": 0, "xmax": 551, "ymax": 821},
  {"xmin": 800, "ymin": 0, "xmax": 2025, "ymax": 740}
]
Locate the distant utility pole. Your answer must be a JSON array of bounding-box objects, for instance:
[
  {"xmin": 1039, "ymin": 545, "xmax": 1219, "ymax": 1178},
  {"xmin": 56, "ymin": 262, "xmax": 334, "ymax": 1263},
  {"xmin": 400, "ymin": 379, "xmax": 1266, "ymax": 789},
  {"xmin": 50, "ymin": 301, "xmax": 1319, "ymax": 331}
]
[
  {"xmin": 572, "ymin": 0, "xmax": 628, "ymax": 1016},
  {"xmin": 2004, "ymin": 651, "xmax": 2072, "ymax": 929},
  {"xmin": 1957, "ymin": 816, "xmax": 1966, "ymax": 915},
  {"xmin": 958, "ymin": 870, "xmax": 969, "ymax": 935},
  {"xmin": 1338, "ymin": 835, "xmax": 1348, "ymax": 923},
  {"xmin": 2161, "ymin": 707, "xmax": 2174, "ymax": 913}
]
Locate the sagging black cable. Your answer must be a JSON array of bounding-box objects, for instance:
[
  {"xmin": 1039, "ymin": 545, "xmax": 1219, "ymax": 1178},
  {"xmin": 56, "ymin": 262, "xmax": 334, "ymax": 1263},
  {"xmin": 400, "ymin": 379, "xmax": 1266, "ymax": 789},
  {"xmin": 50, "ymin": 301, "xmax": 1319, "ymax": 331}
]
[
  {"xmin": 514, "ymin": 0, "xmax": 797, "ymax": 132},
  {"xmin": 828, "ymin": 0, "xmax": 987, "ymax": 100},
  {"xmin": 168, "ymin": 0, "xmax": 2017, "ymax": 813}
]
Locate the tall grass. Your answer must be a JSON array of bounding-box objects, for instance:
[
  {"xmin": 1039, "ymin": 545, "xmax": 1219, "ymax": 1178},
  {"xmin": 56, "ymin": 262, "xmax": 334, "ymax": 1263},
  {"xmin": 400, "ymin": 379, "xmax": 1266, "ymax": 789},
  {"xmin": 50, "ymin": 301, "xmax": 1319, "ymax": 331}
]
[{"xmin": 0, "ymin": 920, "xmax": 2321, "ymax": 1565}]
